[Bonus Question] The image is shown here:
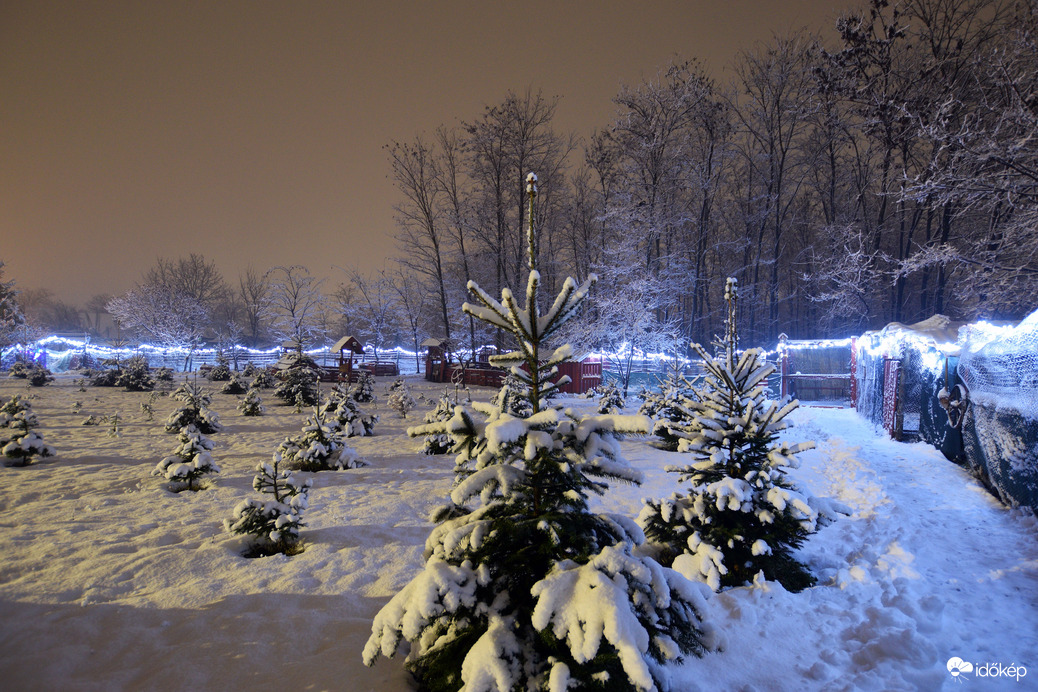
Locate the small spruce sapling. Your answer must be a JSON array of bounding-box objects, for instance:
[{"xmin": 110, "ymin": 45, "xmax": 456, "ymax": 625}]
[
  {"xmin": 368, "ymin": 173, "xmax": 716, "ymax": 692},
  {"xmin": 237, "ymin": 388, "xmax": 265, "ymax": 416},
  {"xmin": 1, "ymin": 395, "xmax": 56, "ymax": 466},
  {"xmin": 153, "ymin": 424, "xmax": 220, "ymax": 491},
  {"xmin": 165, "ymin": 382, "xmax": 223, "ymax": 434},
  {"xmin": 350, "ymin": 370, "xmax": 375, "ymax": 403},
  {"xmin": 117, "ymin": 355, "xmax": 155, "ymax": 391},
  {"xmin": 275, "ymin": 407, "xmax": 366, "ymax": 471},
  {"xmin": 638, "ymin": 278, "xmax": 833, "ymax": 592},
  {"xmin": 637, "ymin": 364, "xmax": 702, "ymax": 451},
  {"xmin": 205, "ymin": 354, "xmax": 232, "ymax": 381},
  {"xmin": 321, "ymin": 384, "xmax": 377, "ymax": 437},
  {"xmin": 420, "ymin": 387, "xmax": 457, "ymax": 454},
  {"xmin": 226, "ymin": 454, "xmax": 311, "ymax": 556},
  {"xmin": 28, "ymin": 366, "xmax": 54, "ymax": 387},
  {"xmin": 596, "ymin": 378, "xmax": 627, "ymax": 414},
  {"xmin": 386, "ymin": 379, "xmax": 416, "ymax": 418},
  {"xmin": 221, "ymin": 373, "xmax": 248, "ymax": 394},
  {"xmin": 273, "ymin": 356, "xmax": 321, "ymax": 407}
]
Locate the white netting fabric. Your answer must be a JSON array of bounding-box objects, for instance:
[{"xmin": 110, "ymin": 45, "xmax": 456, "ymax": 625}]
[{"xmin": 958, "ymin": 309, "xmax": 1038, "ymax": 421}]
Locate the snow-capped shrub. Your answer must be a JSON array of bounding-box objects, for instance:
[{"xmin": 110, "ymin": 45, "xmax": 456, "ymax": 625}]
[
  {"xmin": 116, "ymin": 356, "xmax": 155, "ymax": 392},
  {"xmin": 237, "ymin": 388, "xmax": 265, "ymax": 416},
  {"xmin": 1, "ymin": 396, "xmax": 55, "ymax": 467},
  {"xmin": 221, "ymin": 374, "xmax": 248, "ymax": 395},
  {"xmin": 420, "ymin": 388, "xmax": 456, "ymax": 454},
  {"xmin": 7, "ymin": 361, "xmax": 30, "ymax": 378},
  {"xmin": 251, "ymin": 370, "xmax": 278, "ymax": 389},
  {"xmin": 320, "ymin": 385, "xmax": 377, "ymax": 437},
  {"xmin": 153, "ymin": 367, "xmax": 174, "ymax": 385},
  {"xmin": 638, "ymin": 278, "xmax": 835, "ymax": 593},
  {"xmin": 490, "ymin": 371, "xmax": 533, "ymax": 418},
  {"xmin": 225, "ymin": 455, "xmax": 311, "ymax": 556},
  {"xmin": 165, "ymin": 382, "xmax": 222, "ymax": 434},
  {"xmin": 205, "ymin": 355, "xmax": 232, "ymax": 382},
  {"xmin": 386, "ymin": 379, "xmax": 416, "ymax": 418},
  {"xmin": 153, "ymin": 424, "xmax": 219, "ymax": 491},
  {"xmin": 370, "ymin": 174, "xmax": 715, "ymax": 691},
  {"xmin": 273, "ymin": 357, "xmax": 321, "ymax": 407},
  {"xmin": 27, "ymin": 366, "xmax": 54, "ymax": 387},
  {"xmin": 637, "ymin": 367, "xmax": 701, "ymax": 451},
  {"xmin": 596, "ymin": 379, "xmax": 626, "ymax": 414},
  {"xmin": 242, "ymin": 362, "xmax": 260, "ymax": 377},
  {"xmin": 275, "ymin": 407, "xmax": 366, "ymax": 472},
  {"xmin": 350, "ymin": 370, "xmax": 375, "ymax": 403}
]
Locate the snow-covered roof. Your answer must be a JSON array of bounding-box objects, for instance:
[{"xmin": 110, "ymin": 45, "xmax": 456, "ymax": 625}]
[{"xmin": 331, "ymin": 336, "xmax": 364, "ymax": 353}]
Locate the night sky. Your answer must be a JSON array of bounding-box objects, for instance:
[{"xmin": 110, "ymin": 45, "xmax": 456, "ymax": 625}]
[{"xmin": 1, "ymin": 0, "xmax": 840, "ymax": 304}]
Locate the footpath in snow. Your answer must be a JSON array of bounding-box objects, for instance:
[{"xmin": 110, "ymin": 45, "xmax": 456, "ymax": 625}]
[{"xmin": 0, "ymin": 376, "xmax": 1035, "ymax": 690}]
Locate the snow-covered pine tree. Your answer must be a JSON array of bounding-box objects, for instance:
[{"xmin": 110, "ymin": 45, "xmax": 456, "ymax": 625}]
[
  {"xmin": 638, "ymin": 277, "xmax": 826, "ymax": 592},
  {"xmin": 165, "ymin": 382, "xmax": 223, "ymax": 434},
  {"xmin": 320, "ymin": 384, "xmax": 377, "ymax": 437},
  {"xmin": 251, "ymin": 369, "xmax": 278, "ymax": 389},
  {"xmin": 596, "ymin": 378, "xmax": 627, "ymax": 414},
  {"xmin": 637, "ymin": 365, "xmax": 701, "ymax": 451},
  {"xmin": 225, "ymin": 454, "xmax": 312, "ymax": 556},
  {"xmin": 367, "ymin": 173, "xmax": 716, "ymax": 692},
  {"xmin": 116, "ymin": 355, "xmax": 155, "ymax": 392},
  {"xmin": 419, "ymin": 387, "xmax": 458, "ymax": 455},
  {"xmin": 221, "ymin": 373, "xmax": 248, "ymax": 395},
  {"xmin": 386, "ymin": 379, "xmax": 416, "ymax": 418},
  {"xmin": 27, "ymin": 366, "xmax": 54, "ymax": 387},
  {"xmin": 153, "ymin": 424, "xmax": 219, "ymax": 491},
  {"xmin": 350, "ymin": 370, "xmax": 375, "ymax": 403},
  {"xmin": 205, "ymin": 354, "xmax": 232, "ymax": 381},
  {"xmin": 275, "ymin": 406, "xmax": 366, "ymax": 472},
  {"xmin": 237, "ymin": 387, "xmax": 265, "ymax": 416},
  {"xmin": 490, "ymin": 370, "xmax": 533, "ymax": 418},
  {"xmin": 1, "ymin": 395, "xmax": 55, "ymax": 467},
  {"xmin": 273, "ymin": 356, "xmax": 321, "ymax": 406}
]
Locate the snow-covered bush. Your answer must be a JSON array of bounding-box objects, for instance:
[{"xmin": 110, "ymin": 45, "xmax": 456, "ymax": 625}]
[
  {"xmin": 639, "ymin": 278, "xmax": 834, "ymax": 592},
  {"xmin": 321, "ymin": 385, "xmax": 377, "ymax": 437},
  {"xmin": 165, "ymin": 382, "xmax": 222, "ymax": 434},
  {"xmin": 7, "ymin": 361, "xmax": 30, "ymax": 378},
  {"xmin": 596, "ymin": 378, "xmax": 626, "ymax": 414},
  {"xmin": 1, "ymin": 395, "xmax": 56, "ymax": 467},
  {"xmin": 89, "ymin": 358, "xmax": 123, "ymax": 387},
  {"xmin": 637, "ymin": 367, "xmax": 701, "ymax": 451},
  {"xmin": 221, "ymin": 373, "xmax": 248, "ymax": 395},
  {"xmin": 205, "ymin": 355, "xmax": 232, "ymax": 382},
  {"xmin": 275, "ymin": 407, "xmax": 366, "ymax": 471},
  {"xmin": 350, "ymin": 370, "xmax": 375, "ymax": 403},
  {"xmin": 237, "ymin": 388, "xmax": 265, "ymax": 416},
  {"xmin": 273, "ymin": 357, "xmax": 321, "ymax": 407},
  {"xmin": 369, "ymin": 174, "xmax": 715, "ymax": 691},
  {"xmin": 153, "ymin": 424, "xmax": 219, "ymax": 491},
  {"xmin": 386, "ymin": 379, "xmax": 416, "ymax": 418},
  {"xmin": 251, "ymin": 369, "xmax": 278, "ymax": 389},
  {"xmin": 420, "ymin": 388, "xmax": 457, "ymax": 454},
  {"xmin": 225, "ymin": 455, "xmax": 311, "ymax": 556},
  {"xmin": 27, "ymin": 366, "xmax": 54, "ymax": 387},
  {"xmin": 490, "ymin": 371, "xmax": 533, "ymax": 418},
  {"xmin": 116, "ymin": 356, "xmax": 155, "ymax": 392}
]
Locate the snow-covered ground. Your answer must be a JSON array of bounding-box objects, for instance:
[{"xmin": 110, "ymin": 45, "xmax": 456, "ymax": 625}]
[{"xmin": 1, "ymin": 374, "xmax": 1035, "ymax": 691}]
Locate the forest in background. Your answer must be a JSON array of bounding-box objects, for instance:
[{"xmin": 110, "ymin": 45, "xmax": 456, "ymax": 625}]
[{"xmin": 3, "ymin": 0, "xmax": 1036, "ymax": 358}]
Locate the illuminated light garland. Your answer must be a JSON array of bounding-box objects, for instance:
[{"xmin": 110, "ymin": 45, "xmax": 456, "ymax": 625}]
[{"xmin": 3, "ymin": 315, "xmax": 1026, "ymax": 378}]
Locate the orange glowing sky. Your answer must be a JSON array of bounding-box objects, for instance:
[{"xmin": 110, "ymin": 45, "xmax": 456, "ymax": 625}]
[{"xmin": 1, "ymin": 0, "xmax": 842, "ymax": 304}]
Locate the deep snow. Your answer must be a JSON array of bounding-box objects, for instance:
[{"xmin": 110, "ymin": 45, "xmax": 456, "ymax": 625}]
[{"xmin": 0, "ymin": 374, "xmax": 1035, "ymax": 691}]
